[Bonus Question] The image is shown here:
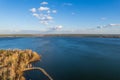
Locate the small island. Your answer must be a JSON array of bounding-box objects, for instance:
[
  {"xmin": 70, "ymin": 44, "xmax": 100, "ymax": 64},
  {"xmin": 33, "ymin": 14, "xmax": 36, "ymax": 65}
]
[{"xmin": 0, "ymin": 49, "xmax": 53, "ymax": 80}]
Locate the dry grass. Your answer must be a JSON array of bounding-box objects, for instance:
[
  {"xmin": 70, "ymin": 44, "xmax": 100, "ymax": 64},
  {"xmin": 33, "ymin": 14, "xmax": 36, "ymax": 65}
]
[{"xmin": 0, "ymin": 49, "xmax": 53, "ymax": 80}]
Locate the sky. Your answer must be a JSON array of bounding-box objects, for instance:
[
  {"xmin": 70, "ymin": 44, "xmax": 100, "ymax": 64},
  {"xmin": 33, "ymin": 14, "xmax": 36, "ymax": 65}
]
[{"xmin": 0, "ymin": 0, "xmax": 120, "ymax": 34}]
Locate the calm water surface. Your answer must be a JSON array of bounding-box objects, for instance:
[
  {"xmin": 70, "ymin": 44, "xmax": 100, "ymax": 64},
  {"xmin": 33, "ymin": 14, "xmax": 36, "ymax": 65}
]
[{"xmin": 0, "ymin": 37, "xmax": 120, "ymax": 80}]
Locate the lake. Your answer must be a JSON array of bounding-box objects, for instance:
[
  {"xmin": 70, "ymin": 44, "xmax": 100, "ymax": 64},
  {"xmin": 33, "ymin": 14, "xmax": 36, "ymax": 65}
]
[{"xmin": 0, "ymin": 37, "xmax": 120, "ymax": 80}]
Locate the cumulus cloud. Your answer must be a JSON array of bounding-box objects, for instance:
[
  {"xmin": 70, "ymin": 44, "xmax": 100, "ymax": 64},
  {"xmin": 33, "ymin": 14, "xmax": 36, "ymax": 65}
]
[
  {"xmin": 35, "ymin": 14, "xmax": 53, "ymax": 25},
  {"xmin": 50, "ymin": 25, "xmax": 63, "ymax": 30},
  {"xmin": 30, "ymin": 1, "xmax": 62, "ymax": 30},
  {"xmin": 41, "ymin": 2, "xmax": 48, "ymax": 5},
  {"xmin": 34, "ymin": 14, "xmax": 52, "ymax": 25},
  {"xmin": 40, "ymin": 21, "xmax": 48, "ymax": 25},
  {"xmin": 30, "ymin": 6, "xmax": 52, "ymax": 23},
  {"xmin": 30, "ymin": 8, "xmax": 36, "ymax": 13},
  {"xmin": 38, "ymin": 6, "xmax": 50, "ymax": 11},
  {"xmin": 46, "ymin": 15, "xmax": 53, "ymax": 20},
  {"xmin": 30, "ymin": 2, "xmax": 56, "ymax": 25},
  {"xmin": 63, "ymin": 3, "xmax": 73, "ymax": 6},
  {"xmin": 39, "ymin": 14, "xmax": 53, "ymax": 20},
  {"xmin": 32, "ymin": 13, "xmax": 39, "ymax": 18}
]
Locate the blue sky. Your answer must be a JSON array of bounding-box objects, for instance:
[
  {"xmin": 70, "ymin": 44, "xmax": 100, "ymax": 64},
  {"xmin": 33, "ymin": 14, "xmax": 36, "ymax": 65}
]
[{"xmin": 0, "ymin": 0, "xmax": 120, "ymax": 34}]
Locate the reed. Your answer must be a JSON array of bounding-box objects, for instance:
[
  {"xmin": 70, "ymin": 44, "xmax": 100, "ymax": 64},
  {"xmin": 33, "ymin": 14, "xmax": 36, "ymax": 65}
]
[{"xmin": 0, "ymin": 49, "xmax": 53, "ymax": 80}]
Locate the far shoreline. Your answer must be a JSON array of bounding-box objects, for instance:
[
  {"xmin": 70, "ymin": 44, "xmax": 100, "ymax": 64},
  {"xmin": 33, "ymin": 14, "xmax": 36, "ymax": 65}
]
[{"xmin": 0, "ymin": 34, "xmax": 120, "ymax": 38}]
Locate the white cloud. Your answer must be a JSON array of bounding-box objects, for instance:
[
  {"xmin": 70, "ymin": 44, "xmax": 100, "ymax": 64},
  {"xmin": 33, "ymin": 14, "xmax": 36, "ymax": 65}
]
[
  {"xmin": 108, "ymin": 24, "xmax": 120, "ymax": 26},
  {"xmin": 63, "ymin": 3, "xmax": 72, "ymax": 6},
  {"xmin": 39, "ymin": 14, "xmax": 53, "ymax": 20},
  {"xmin": 41, "ymin": 2, "xmax": 48, "ymax": 5},
  {"xmin": 40, "ymin": 16, "xmax": 46, "ymax": 20},
  {"xmin": 52, "ymin": 10, "xmax": 57, "ymax": 13},
  {"xmin": 32, "ymin": 13, "xmax": 39, "ymax": 18},
  {"xmin": 50, "ymin": 25, "xmax": 63, "ymax": 30},
  {"xmin": 46, "ymin": 15, "xmax": 53, "ymax": 20},
  {"xmin": 38, "ymin": 14, "xmax": 53, "ymax": 25},
  {"xmin": 30, "ymin": 8, "xmax": 36, "ymax": 13},
  {"xmin": 30, "ymin": 2, "xmax": 62, "ymax": 28},
  {"xmin": 57, "ymin": 25, "xmax": 63, "ymax": 29},
  {"xmin": 40, "ymin": 21, "xmax": 48, "ymax": 25},
  {"xmin": 97, "ymin": 24, "xmax": 120, "ymax": 29},
  {"xmin": 38, "ymin": 7, "xmax": 49, "ymax": 11},
  {"xmin": 47, "ymin": 10, "xmax": 51, "ymax": 14}
]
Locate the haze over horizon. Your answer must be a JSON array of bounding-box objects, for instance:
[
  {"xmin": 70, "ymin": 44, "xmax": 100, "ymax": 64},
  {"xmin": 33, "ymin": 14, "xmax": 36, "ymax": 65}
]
[{"xmin": 0, "ymin": 0, "xmax": 120, "ymax": 34}]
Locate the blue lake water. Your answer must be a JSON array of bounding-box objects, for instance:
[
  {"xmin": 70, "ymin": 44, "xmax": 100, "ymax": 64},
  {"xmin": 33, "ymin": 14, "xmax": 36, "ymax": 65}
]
[{"xmin": 0, "ymin": 37, "xmax": 120, "ymax": 80}]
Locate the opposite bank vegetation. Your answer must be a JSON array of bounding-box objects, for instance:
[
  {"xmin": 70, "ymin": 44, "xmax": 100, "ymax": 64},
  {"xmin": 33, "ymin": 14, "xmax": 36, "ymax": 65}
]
[
  {"xmin": 0, "ymin": 34, "xmax": 120, "ymax": 38},
  {"xmin": 0, "ymin": 49, "xmax": 53, "ymax": 80}
]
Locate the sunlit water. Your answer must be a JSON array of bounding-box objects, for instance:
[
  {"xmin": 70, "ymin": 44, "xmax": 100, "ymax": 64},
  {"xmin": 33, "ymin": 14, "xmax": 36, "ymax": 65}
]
[{"xmin": 0, "ymin": 37, "xmax": 120, "ymax": 80}]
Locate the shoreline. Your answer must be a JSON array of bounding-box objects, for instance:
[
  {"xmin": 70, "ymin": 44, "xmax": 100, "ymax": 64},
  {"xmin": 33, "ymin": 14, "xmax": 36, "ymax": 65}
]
[{"xmin": 0, "ymin": 34, "xmax": 120, "ymax": 38}]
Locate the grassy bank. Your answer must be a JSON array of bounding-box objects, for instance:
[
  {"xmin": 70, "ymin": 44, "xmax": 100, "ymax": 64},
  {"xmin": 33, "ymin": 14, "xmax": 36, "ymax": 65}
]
[{"xmin": 0, "ymin": 49, "xmax": 53, "ymax": 80}]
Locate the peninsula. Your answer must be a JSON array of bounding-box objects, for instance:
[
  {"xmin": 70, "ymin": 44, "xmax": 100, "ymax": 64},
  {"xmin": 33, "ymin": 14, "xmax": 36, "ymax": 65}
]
[{"xmin": 0, "ymin": 49, "xmax": 53, "ymax": 80}]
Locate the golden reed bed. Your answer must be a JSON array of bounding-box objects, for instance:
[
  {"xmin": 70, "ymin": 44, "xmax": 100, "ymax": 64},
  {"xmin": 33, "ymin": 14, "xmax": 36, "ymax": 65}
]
[{"xmin": 0, "ymin": 49, "xmax": 53, "ymax": 80}]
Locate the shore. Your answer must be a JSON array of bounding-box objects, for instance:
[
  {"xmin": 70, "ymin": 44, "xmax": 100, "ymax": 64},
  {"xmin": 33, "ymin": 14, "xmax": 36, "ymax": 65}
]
[{"xmin": 0, "ymin": 34, "xmax": 120, "ymax": 38}]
